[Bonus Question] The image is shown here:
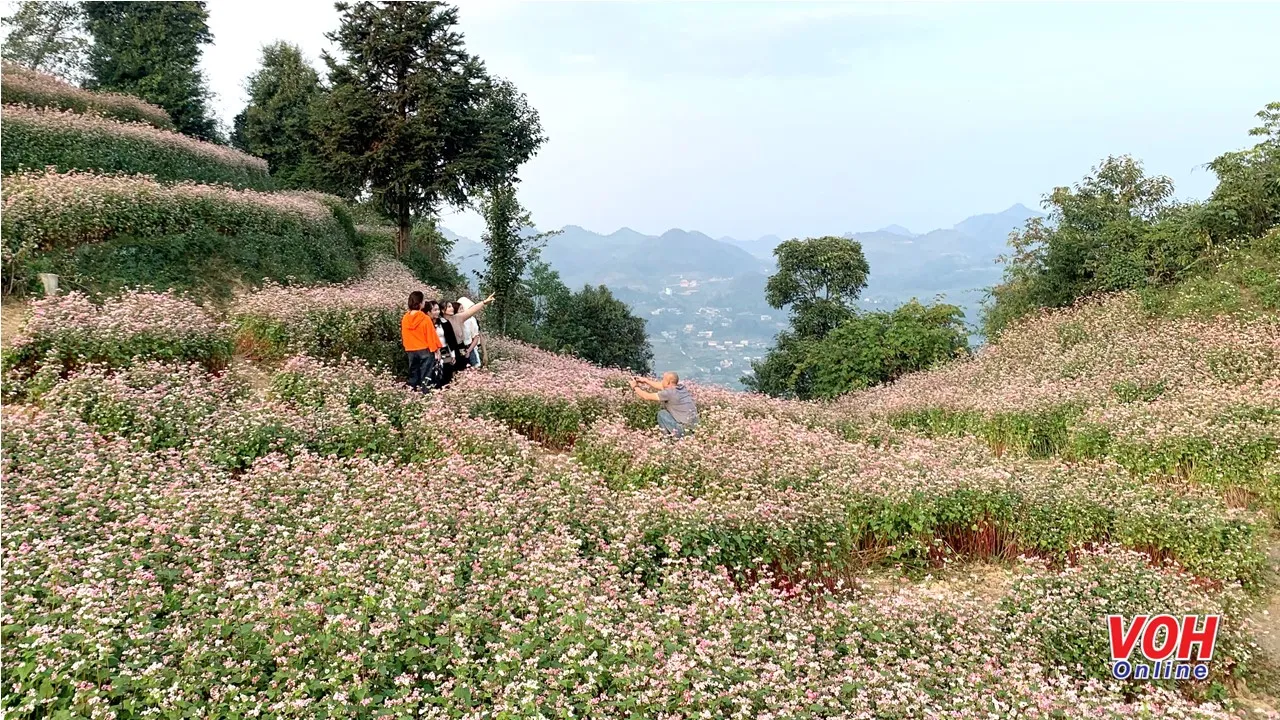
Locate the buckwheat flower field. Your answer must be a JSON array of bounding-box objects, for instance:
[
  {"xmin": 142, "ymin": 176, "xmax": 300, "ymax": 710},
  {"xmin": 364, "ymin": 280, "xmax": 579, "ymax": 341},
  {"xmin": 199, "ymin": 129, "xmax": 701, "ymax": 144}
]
[
  {"xmin": 1, "ymin": 104, "xmax": 272, "ymax": 187},
  {"xmin": 0, "ymin": 61, "xmax": 176, "ymax": 130},
  {"xmin": 3, "ymin": 257, "xmax": 1278, "ymax": 718}
]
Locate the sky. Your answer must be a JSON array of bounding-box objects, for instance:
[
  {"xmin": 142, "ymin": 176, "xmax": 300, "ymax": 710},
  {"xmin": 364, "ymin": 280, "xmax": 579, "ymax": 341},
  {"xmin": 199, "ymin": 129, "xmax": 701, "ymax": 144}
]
[{"xmin": 13, "ymin": 1, "xmax": 1280, "ymax": 241}]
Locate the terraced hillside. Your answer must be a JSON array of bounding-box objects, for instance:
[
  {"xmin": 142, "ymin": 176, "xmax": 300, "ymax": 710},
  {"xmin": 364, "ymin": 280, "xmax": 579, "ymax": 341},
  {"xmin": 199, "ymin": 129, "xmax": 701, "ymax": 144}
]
[
  {"xmin": 2, "ymin": 59, "xmax": 1279, "ymax": 720},
  {"xmin": 3, "ymin": 246, "xmax": 1278, "ymax": 718}
]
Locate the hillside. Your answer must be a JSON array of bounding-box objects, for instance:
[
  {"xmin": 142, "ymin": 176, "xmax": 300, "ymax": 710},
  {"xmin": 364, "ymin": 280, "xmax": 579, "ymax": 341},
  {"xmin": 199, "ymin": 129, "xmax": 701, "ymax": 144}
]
[
  {"xmin": 3, "ymin": 55, "xmax": 1279, "ymax": 720},
  {"xmin": 5, "ymin": 248, "xmax": 1278, "ymax": 716}
]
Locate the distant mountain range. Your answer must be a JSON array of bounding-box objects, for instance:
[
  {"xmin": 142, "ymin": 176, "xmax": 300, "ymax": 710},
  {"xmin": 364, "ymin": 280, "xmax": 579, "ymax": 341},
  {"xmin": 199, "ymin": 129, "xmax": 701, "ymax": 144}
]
[
  {"xmin": 447, "ymin": 202, "xmax": 1044, "ymax": 301},
  {"xmin": 444, "ymin": 203, "xmax": 1044, "ymax": 388}
]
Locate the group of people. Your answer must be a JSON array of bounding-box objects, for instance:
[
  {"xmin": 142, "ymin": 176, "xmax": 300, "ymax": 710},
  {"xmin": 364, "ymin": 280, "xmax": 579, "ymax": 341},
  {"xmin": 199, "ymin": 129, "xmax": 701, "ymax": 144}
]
[
  {"xmin": 400, "ymin": 291, "xmax": 493, "ymax": 391},
  {"xmin": 401, "ymin": 290, "xmax": 700, "ymax": 438}
]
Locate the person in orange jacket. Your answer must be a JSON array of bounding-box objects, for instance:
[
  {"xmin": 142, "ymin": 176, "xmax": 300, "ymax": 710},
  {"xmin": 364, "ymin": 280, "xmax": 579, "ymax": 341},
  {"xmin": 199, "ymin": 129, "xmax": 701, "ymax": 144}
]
[{"xmin": 401, "ymin": 291, "xmax": 442, "ymax": 391}]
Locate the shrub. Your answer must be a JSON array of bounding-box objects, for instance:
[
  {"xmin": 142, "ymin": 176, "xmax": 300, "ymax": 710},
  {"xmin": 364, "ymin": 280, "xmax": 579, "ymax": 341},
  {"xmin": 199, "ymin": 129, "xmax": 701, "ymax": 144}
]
[
  {"xmin": 1001, "ymin": 548, "xmax": 1258, "ymax": 698},
  {"xmin": 1, "ymin": 169, "xmax": 359, "ymax": 296},
  {"xmin": 1, "ymin": 290, "xmax": 234, "ymax": 398},
  {"xmin": 232, "ymin": 256, "xmax": 435, "ymax": 372},
  {"xmin": 2, "ymin": 104, "xmax": 271, "ymax": 188},
  {"xmin": 0, "ymin": 60, "xmax": 174, "ymax": 130}
]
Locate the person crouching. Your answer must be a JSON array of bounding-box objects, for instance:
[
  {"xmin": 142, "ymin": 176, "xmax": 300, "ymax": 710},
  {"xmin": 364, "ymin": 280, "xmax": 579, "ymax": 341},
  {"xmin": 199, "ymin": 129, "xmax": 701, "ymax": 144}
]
[{"xmin": 630, "ymin": 372, "xmax": 699, "ymax": 438}]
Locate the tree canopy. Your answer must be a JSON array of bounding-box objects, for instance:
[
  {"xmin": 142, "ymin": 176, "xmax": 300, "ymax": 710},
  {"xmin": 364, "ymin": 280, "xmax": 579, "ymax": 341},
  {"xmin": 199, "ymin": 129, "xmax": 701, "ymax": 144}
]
[
  {"xmin": 983, "ymin": 104, "xmax": 1280, "ymax": 337},
  {"xmin": 83, "ymin": 1, "xmax": 220, "ymax": 141},
  {"xmin": 766, "ymin": 235, "xmax": 870, "ymax": 339},
  {"xmin": 0, "ymin": 1, "xmax": 88, "ymax": 81},
  {"xmin": 232, "ymin": 41, "xmax": 325, "ymax": 190},
  {"xmin": 316, "ymin": 1, "xmax": 544, "ymax": 256}
]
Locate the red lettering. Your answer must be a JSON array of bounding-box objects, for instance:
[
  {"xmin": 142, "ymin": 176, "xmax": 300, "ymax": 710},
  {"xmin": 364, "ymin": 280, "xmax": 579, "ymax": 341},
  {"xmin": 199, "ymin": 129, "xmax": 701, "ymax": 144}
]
[
  {"xmin": 1108, "ymin": 615, "xmax": 1146, "ymax": 660},
  {"xmin": 1141, "ymin": 615, "xmax": 1179, "ymax": 661},
  {"xmin": 1176, "ymin": 615, "xmax": 1220, "ymax": 661}
]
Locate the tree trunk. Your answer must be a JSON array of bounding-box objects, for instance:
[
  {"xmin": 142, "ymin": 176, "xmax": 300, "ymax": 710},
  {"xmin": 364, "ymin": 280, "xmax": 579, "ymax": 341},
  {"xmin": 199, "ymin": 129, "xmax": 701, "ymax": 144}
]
[{"xmin": 396, "ymin": 196, "xmax": 410, "ymax": 258}]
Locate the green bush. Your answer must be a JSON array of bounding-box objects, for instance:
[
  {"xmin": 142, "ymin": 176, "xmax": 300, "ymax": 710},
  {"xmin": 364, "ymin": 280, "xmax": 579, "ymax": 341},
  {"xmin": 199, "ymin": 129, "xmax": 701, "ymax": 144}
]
[
  {"xmin": 1001, "ymin": 549, "xmax": 1255, "ymax": 697},
  {"xmin": 1, "ymin": 290, "xmax": 234, "ymax": 400},
  {"xmin": 2, "ymin": 169, "xmax": 359, "ymax": 296},
  {"xmin": 25, "ymin": 227, "xmax": 361, "ymax": 300},
  {"xmin": 235, "ymin": 308, "xmax": 404, "ymax": 374},
  {"xmin": 467, "ymin": 394, "xmax": 612, "ymax": 449},
  {"xmin": 888, "ymin": 405, "xmax": 1080, "ymax": 458},
  {"xmin": 0, "ymin": 60, "xmax": 175, "ymax": 130},
  {"xmin": 1, "ymin": 104, "xmax": 273, "ymax": 189}
]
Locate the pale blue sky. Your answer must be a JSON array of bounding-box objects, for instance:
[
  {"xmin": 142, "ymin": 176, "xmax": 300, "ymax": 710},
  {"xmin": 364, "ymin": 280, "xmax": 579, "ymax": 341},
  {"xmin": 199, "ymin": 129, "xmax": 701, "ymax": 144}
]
[{"xmin": 20, "ymin": 1, "xmax": 1280, "ymax": 240}]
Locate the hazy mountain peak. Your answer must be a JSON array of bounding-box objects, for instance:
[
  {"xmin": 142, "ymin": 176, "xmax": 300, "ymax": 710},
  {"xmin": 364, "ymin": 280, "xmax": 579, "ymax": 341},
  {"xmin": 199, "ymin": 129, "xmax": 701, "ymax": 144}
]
[{"xmin": 879, "ymin": 224, "xmax": 916, "ymax": 238}]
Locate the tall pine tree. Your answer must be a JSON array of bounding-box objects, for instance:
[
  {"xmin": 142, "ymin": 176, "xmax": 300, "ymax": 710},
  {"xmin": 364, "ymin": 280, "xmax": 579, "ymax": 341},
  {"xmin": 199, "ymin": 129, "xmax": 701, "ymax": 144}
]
[
  {"xmin": 83, "ymin": 1, "xmax": 220, "ymax": 141},
  {"xmin": 316, "ymin": 1, "xmax": 544, "ymax": 257},
  {"xmin": 233, "ymin": 41, "xmax": 325, "ymax": 189}
]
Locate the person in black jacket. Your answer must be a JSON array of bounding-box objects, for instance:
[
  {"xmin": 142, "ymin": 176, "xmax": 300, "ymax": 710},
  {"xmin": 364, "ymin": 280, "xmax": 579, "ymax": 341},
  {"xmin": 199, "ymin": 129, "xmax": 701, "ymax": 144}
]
[{"xmin": 439, "ymin": 300, "xmax": 470, "ymax": 385}]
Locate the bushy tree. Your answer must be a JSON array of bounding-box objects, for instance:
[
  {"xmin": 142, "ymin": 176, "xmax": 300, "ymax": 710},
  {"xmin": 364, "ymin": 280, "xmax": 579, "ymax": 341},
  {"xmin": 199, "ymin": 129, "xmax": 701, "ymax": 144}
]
[
  {"xmin": 748, "ymin": 235, "xmax": 871, "ymax": 396},
  {"xmin": 983, "ymin": 104, "xmax": 1280, "ymax": 337},
  {"xmin": 233, "ymin": 42, "xmax": 326, "ymax": 189},
  {"xmin": 83, "ymin": 1, "xmax": 220, "ymax": 141},
  {"xmin": 801, "ymin": 301, "xmax": 968, "ymax": 398},
  {"xmin": 1203, "ymin": 102, "xmax": 1280, "ymax": 244},
  {"xmin": 745, "ymin": 301, "xmax": 967, "ymax": 399},
  {"xmin": 742, "ymin": 332, "xmax": 814, "ymax": 399},
  {"xmin": 766, "ymin": 236, "xmax": 870, "ymax": 339},
  {"xmin": 542, "ymin": 285, "xmax": 652, "ymax": 374},
  {"xmin": 316, "ymin": 1, "xmax": 544, "ymax": 257},
  {"xmin": 1, "ymin": 1, "xmax": 88, "ymax": 81},
  {"xmin": 982, "ymin": 156, "xmax": 1190, "ymax": 336}
]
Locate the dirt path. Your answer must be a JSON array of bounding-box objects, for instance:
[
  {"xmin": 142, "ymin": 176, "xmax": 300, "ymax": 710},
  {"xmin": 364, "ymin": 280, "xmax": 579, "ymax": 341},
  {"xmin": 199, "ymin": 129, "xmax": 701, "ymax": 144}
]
[{"xmin": 1, "ymin": 299, "xmax": 30, "ymax": 348}]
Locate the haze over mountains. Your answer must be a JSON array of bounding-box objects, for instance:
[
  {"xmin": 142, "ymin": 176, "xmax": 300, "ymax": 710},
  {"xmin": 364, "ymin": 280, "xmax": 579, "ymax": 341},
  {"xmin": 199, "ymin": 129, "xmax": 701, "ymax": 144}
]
[{"xmin": 446, "ymin": 203, "xmax": 1045, "ymax": 388}]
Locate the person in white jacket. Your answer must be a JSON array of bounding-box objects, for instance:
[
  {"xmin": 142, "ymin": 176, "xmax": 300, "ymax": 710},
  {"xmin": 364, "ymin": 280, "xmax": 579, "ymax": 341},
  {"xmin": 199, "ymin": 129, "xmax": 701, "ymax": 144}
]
[{"xmin": 455, "ymin": 296, "xmax": 486, "ymax": 368}]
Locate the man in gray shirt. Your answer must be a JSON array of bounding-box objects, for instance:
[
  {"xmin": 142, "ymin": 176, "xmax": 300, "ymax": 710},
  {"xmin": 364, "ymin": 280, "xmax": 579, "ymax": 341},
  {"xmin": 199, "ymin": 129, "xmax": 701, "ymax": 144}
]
[{"xmin": 630, "ymin": 372, "xmax": 699, "ymax": 438}]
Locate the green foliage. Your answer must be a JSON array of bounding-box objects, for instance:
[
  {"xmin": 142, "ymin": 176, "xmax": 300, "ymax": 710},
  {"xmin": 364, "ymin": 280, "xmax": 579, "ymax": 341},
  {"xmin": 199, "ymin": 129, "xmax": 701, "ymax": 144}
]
[
  {"xmin": 1204, "ymin": 102, "xmax": 1280, "ymax": 243},
  {"xmin": 478, "ymin": 184, "xmax": 559, "ymax": 335},
  {"xmin": 232, "ymin": 41, "xmax": 328, "ymax": 190},
  {"xmin": 540, "ymin": 284, "xmax": 653, "ymax": 375},
  {"xmin": 2, "ymin": 308, "xmax": 233, "ymax": 402},
  {"xmin": 889, "ymin": 406, "xmax": 1082, "ymax": 459},
  {"xmin": 766, "ymin": 236, "xmax": 870, "ymax": 339},
  {"xmin": 0, "ymin": 59, "xmax": 174, "ymax": 129},
  {"xmin": 1, "ymin": 170, "xmax": 360, "ymax": 297},
  {"xmin": 316, "ymin": 1, "xmax": 544, "ymax": 255},
  {"xmin": 746, "ymin": 301, "xmax": 968, "ymax": 400},
  {"xmin": 235, "ymin": 308, "xmax": 404, "ymax": 376},
  {"xmin": 984, "ymin": 103, "xmax": 1280, "ymax": 337},
  {"xmin": 983, "ymin": 156, "xmax": 1186, "ymax": 337},
  {"xmin": 575, "ymin": 443, "xmax": 1266, "ymax": 586},
  {"xmin": 83, "ymin": 1, "xmax": 220, "ymax": 142},
  {"xmin": 886, "ymin": 403, "xmax": 1280, "ymax": 516},
  {"xmin": 1137, "ymin": 227, "xmax": 1280, "ymax": 319},
  {"xmin": 0, "ymin": 1, "xmax": 87, "ymax": 81},
  {"xmin": 741, "ymin": 332, "xmax": 814, "ymax": 399},
  {"xmin": 30, "ymin": 226, "xmax": 360, "ymax": 301},
  {"xmin": 468, "ymin": 394, "xmax": 610, "ymax": 449},
  {"xmin": 0, "ymin": 107, "xmax": 273, "ymax": 189},
  {"xmin": 402, "ymin": 220, "xmax": 468, "ymax": 293},
  {"xmin": 803, "ymin": 301, "xmax": 969, "ymax": 399}
]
